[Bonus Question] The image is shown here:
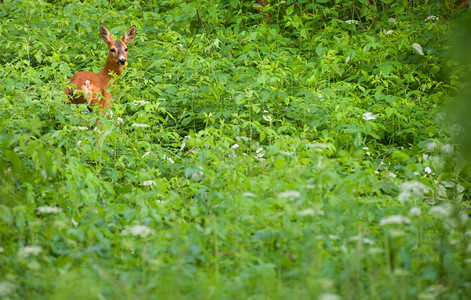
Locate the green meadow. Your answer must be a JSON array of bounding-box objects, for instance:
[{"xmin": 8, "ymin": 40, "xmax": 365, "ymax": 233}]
[{"xmin": 1, "ymin": 0, "xmax": 470, "ymax": 298}]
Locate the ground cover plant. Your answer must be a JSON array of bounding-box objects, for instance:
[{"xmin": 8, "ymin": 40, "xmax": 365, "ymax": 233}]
[{"xmin": 1, "ymin": 0, "xmax": 470, "ymax": 298}]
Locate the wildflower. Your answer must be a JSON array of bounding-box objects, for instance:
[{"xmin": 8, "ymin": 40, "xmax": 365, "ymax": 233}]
[
  {"xmin": 133, "ymin": 100, "xmax": 149, "ymax": 105},
  {"xmin": 117, "ymin": 117, "xmax": 124, "ymax": 124},
  {"xmin": 379, "ymin": 215, "xmax": 411, "ymax": 225},
  {"xmin": 424, "ymin": 167, "xmax": 432, "ymax": 174},
  {"xmin": 131, "ymin": 123, "xmax": 150, "ymax": 128},
  {"xmin": 236, "ymin": 136, "xmax": 251, "ymax": 141},
  {"xmin": 178, "ymin": 43, "xmax": 184, "ymax": 51},
  {"xmin": 18, "ymin": 245, "xmax": 42, "ymax": 257},
  {"xmin": 388, "ymin": 18, "xmax": 397, "ymax": 23},
  {"xmin": 0, "ymin": 282, "xmax": 15, "ymax": 297},
  {"xmin": 424, "ymin": 15, "xmax": 439, "ymax": 21},
  {"xmin": 409, "ymin": 207, "xmax": 421, "ymax": 217},
  {"xmin": 297, "ymin": 208, "xmax": 316, "ymax": 216},
  {"xmin": 270, "ymin": 86, "xmax": 276, "ymax": 91},
  {"xmin": 363, "ymin": 147, "xmax": 371, "ymax": 156},
  {"xmin": 441, "ymin": 144, "xmax": 453, "ymax": 153},
  {"xmin": 388, "ymin": 172, "xmax": 397, "ymax": 178},
  {"xmin": 262, "ymin": 114, "xmax": 273, "ymax": 122},
  {"xmin": 242, "ymin": 192, "xmax": 257, "ymax": 198},
  {"xmin": 213, "ymin": 39, "xmax": 220, "ymax": 47},
  {"xmin": 319, "ymin": 294, "xmax": 341, "ymax": 300},
  {"xmin": 71, "ymin": 218, "xmax": 79, "ymax": 228},
  {"xmin": 122, "ymin": 225, "xmax": 153, "ymax": 237},
  {"xmin": 76, "ymin": 126, "xmax": 88, "ymax": 131},
  {"xmin": 142, "ymin": 180, "xmax": 156, "ymax": 186},
  {"xmin": 362, "ymin": 112, "xmax": 378, "ymax": 121},
  {"xmin": 429, "ymin": 205, "xmax": 451, "ymax": 217},
  {"xmin": 37, "ymin": 206, "xmax": 62, "ymax": 214},
  {"xmin": 345, "ymin": 20, "xmax": 359, "ymax": 25},
  {"xmin": 412, "ymin": 43, "xmax": 424, "ymax": 55},
  {"xmin": 345, "ymin": 56, "xmax": 350, "ymax": 64},
  {"xmin": 278, "ymin": 190, "xmax": 301, "ymax": 200},
  {"xmin": 426, "ymin": 141, "xmax": 438, "ymax": 151},
  {"xmin": 398, "ymin": 181, "xmax": 429, "ymax": 202},
  {"xmin": 231, "ymin": 143, "xmax": 239, "ymax": 149},
  {"xmin": 383, "ymin": 29, "xmax": 394, "ymax": 35}
]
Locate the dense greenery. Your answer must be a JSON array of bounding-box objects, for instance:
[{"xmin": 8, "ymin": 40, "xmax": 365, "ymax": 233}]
[{"xmin": 1, "ymin": 0, "xmax": 470, "ymax": 298}]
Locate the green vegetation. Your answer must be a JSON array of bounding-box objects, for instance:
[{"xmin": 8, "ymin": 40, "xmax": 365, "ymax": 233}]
[{"xmin": 1, "ymin": 0, "xmax": 470, "ymax": 298}]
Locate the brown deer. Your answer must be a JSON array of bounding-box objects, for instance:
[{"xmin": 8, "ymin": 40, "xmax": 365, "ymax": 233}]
[{"xmin": 65, "ymin": 24, "xmax": 136, "ymax": 110}]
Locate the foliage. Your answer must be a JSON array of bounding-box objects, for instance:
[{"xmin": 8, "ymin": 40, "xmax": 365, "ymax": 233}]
[{"xmin": 0, "ymin": 0, "xmax": 470, "ymax": 299}]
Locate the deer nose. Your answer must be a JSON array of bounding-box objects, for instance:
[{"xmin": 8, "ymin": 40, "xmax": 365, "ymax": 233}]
[{"xmin": 118, "ymin": 58, "xmax": 126, "ymax": 65}]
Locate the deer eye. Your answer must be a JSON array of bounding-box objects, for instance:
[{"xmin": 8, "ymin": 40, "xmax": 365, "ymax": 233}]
[
  {"xmin": 110, "ymin": 49, "xmax": 116, "ymax": 53},
  {"xmin": 125, "ymin": 48, "xmax": 128, "ymax": 52}
]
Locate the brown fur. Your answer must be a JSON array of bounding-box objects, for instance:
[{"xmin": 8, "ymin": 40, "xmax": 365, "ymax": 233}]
[{"xmin": 65, "ymin": 24, "xmax": 136, "ymax": 110}]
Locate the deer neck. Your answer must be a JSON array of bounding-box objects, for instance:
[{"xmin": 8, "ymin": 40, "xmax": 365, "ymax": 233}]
[{"xmin": 98, "ymin": 55, "xmax": 124, "ymax": 86}]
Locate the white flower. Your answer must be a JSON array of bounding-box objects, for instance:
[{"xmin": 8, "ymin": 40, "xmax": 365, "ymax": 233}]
[
  {"xmin": 163, "ymin": 154, "xmax": 174, "ymax": 164},
  {"xmin": 117, "ymin": 117, "xmax": 124, "ymax": 124},
  {"xmin": 77, "ymin": 140, "xmax": 82, "ymax": 147},
  {"xmin": 122, "ymin": 225, "xmax": 153, "ymax": 237},
  {"xmin": 412, "ymin": 43, "xmax": 424, "ymax": 56},
  {"xmin": 0, "ymin": 282, "xmax": 15, "ymax": 297},
  {"xmin": 76, "ymin": 126, "xmax": 88, "ymax": 131},
  {"xmin": 131, "ymin": 123, "xmax": 150, "ymax": 128},
  {"xmin": 213, "ymin": 39, "xmax": 220, "ymax": 47},
  {"xmin": 424, "ymin": 15, "xmax": 439, "ymax": 21},
  {"xmin": 37, "ymin": 206, "xmax": 62, "ymax": 214},
  {"xmin": 388, "ymin": 18, "xmax": 397, "ymax": 23},
  {"xmin": 380, "ymin": 215, "xmax": 411, "ymax": 225},
  {"xmin": 398, "ymin": 181, "xmax": 429, "ymax": 202},
  {"xmin": 231, "ymin": 143, "xmax": 239, "ymax": 149},
  {"xmin": 429, "ymin": 205, "xmax": 451, "ymax": 217},
  {"xmin": 262, "ymin": 114, "xmax": 273, "ymax": 122},
  {"xmin": 441, "ymin": 144, "xmax": 453, "ymax": 153},
  {"xmin": 345, "ymin": 56, "xmax": 350, "ymax": 64},
  {"xmin": 409, "ymin": 207, "xmax": 421, "ymax": 217},
  {"xmin": 178, "ymin": 43, "xmax": 184, "ymax": 51},
  {"xmin": 242, "ymin": 192, "xmax": 257, "ymax": 198},
  {"xmin": 18, "ymin": 245, "xmax": 42, "ymax": 257},
  {"xmin": 426, "ymin": 141, "xmax": 438, "ymax": 151},
  {"xmin": 345, "ymin": 19, "xmax": 359, "ymax": 25},
  {"xmin": 142, "ymin": 180, "xmax": 156, "ymax": 186},
  {"xmin": 71, "ymin": 218, "xmax": 79, "ymax": 228},
  {"xmin": 363, "ymin": 112, "xmax": 378, "ymax": 121},
  {"xmin": 388, "ymin": 172, "xmax": 397, "ymax": 178},
  {"xmin": 278, "ymin": 190, "xmax": 301, "ymax": 200},
  {"xmin": 235, "ymin": 136, "xmax": 251, "ymax": 141},
  {"xmin": 383, "ymin": 29, "xmax": 394, "ymax": 35},
  {"xmin": 297, "ymin": 208, "xmax": 316, "ymax": 216},
  {"xmin": 424, "ymin": 167, "xmax": 432, "ymax": 174},
  {"xmin": 133, "ymin": 100, "xmax": 150, "ymax": 105},
  {"xmin": 319, "ymin": 293, "xmax": 341, "ymax": 300}
]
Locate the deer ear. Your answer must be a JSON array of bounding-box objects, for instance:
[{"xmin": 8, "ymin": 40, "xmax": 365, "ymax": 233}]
[
  {"xmin": 122, "ymin": 25, "xmax": 136, "ymax": 44},
  {"xmin": 100, "ymin": 24, "xmax": 113, "ymax": 44}
]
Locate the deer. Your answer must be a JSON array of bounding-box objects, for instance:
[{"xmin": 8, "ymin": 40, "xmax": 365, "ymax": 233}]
[{"xmin": 65, "ymin": 24, "xmax": 136, "ymax": 110}]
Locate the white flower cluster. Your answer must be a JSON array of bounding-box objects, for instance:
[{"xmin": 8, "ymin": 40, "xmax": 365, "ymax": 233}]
[
  {"xmin": 37, "ymin": 206, "xmax": 62, "ymax": 214},
  {"xmin": 424, "ymin": 15, "xmax": 439, "ymax": 21},
  {"xmin": 278, "ymin": 190, "xmax": 301, "ymax": 201},
  {"xmin": 380, "ymin": 215, "xmax": 411, "ymax": 225},
  {"xmin": 345, "ymin": 20, "xmax": 359, "ymax": 25},
  {"xmin": 122, "ymin": 225, "xmax": 153, "ymax": 237},
  {"xmin": 131, "ymin": 123, "xmax": 149, "ymax": 128},
  {"xmin": 18, "ymin": 245, "xmax": 42, "ymax": 257},
  {"xmin": 362, "ymin": 112, "xmax": 378, "ymax": 121},
  {"xmin": 398, "ymin": 181, "xmax": 429, "ymax": 203}
]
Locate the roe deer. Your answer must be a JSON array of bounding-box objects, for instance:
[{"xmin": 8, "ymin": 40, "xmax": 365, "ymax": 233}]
[{"xmin": 65, "ymin": 24, "xmax": 136, "ymax": 110}]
